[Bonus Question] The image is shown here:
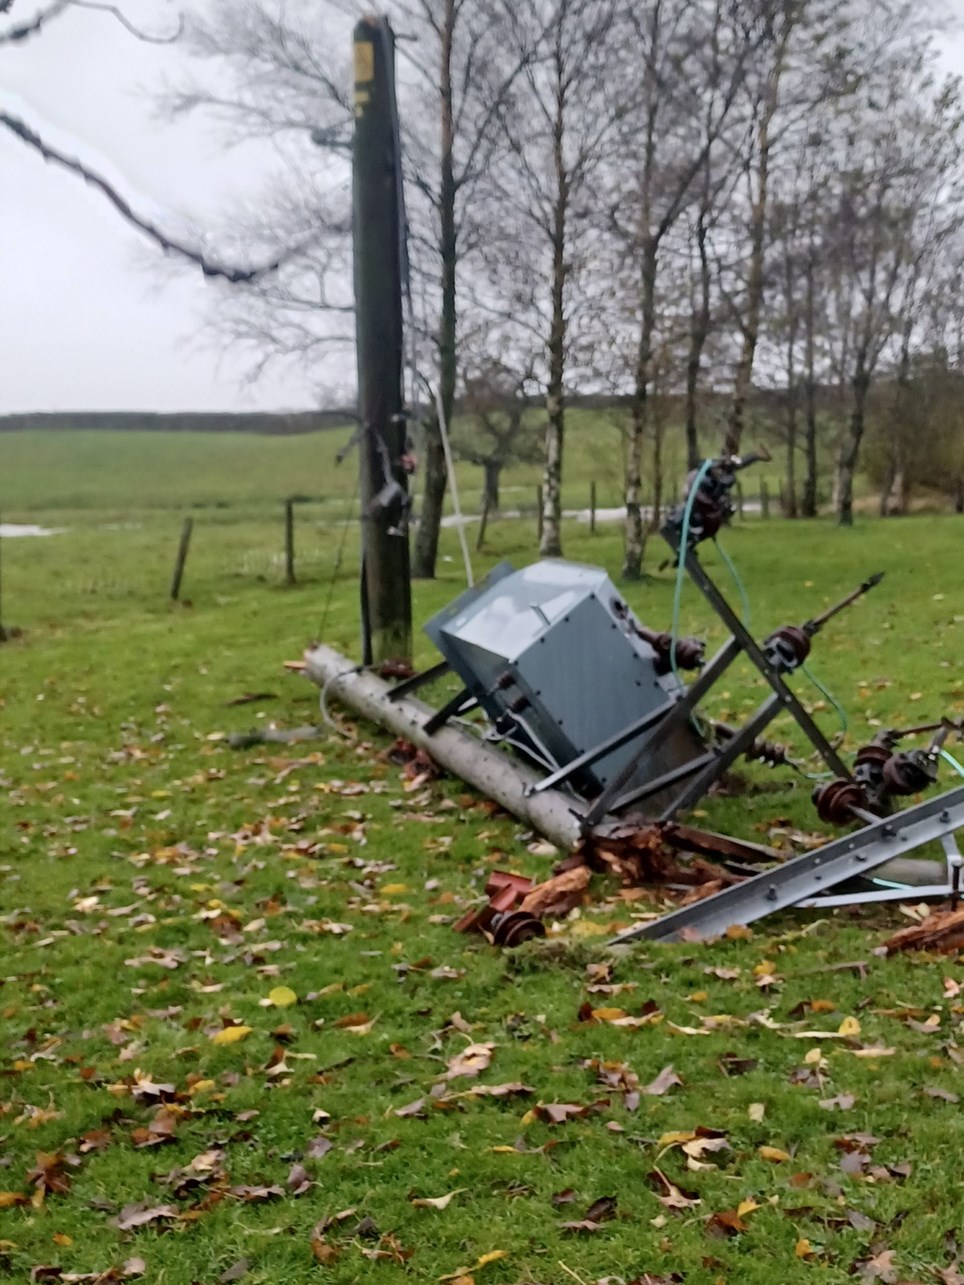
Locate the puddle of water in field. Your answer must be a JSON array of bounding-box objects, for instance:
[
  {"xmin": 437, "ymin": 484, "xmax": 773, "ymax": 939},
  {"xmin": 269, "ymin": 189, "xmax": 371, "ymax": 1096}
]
[{"xmin": 0, "ymin": 524, "xmax": 64, "ymax": 538}]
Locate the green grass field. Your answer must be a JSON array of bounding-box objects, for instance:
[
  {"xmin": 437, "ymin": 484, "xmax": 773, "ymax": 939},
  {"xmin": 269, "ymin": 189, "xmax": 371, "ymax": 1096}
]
[{"xmin": 1, "ymin": 429, "xmax": 964, "ymax": 1284}]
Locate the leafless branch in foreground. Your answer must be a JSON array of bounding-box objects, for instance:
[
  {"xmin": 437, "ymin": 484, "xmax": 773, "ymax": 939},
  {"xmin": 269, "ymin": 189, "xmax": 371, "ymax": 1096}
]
[
  {"xmin": 0, "ymin": 0, "xmax": 69, "ymax": 44},
  {"xmin": 71, "ymin": 1, "xmax": 183, "ymax": 44},
  {"xmin": 0, "ymin": 111, "xmax": 289, "ymax": 283}
]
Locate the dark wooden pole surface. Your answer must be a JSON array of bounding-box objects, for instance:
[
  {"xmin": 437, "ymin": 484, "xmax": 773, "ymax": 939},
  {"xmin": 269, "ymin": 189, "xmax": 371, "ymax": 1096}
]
[{"xmin": 353, "ymin": 17, "xmax": 412, "ymax": 665}]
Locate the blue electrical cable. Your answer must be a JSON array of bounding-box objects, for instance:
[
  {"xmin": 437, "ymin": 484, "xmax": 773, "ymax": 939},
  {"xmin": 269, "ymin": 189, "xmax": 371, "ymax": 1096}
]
[
  {"xmin": 670, "ymin": 460, "xmax": 713, "ymax": 692},
  {"xmin": 802, "ymin": 663, "xmax": 849, "ymax": 739},
  {"xmin": 941, "ymin": 749, "xmax": 964, "ymax": 779},
  {"xmin": 713, "ymin": 537, "xmax": 751, "ymax": 628}
]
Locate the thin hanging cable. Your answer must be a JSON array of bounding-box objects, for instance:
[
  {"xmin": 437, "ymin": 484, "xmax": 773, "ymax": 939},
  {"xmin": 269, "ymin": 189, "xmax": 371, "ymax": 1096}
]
[
  {"xmin": 317, "ymin": 470, "xmax": 360, "ymax": 643},
  {"xmin": 670, "ymin": 459, "xmax": 713, "ymax": 692},
  {"xmin": 713, "ymin": 536, "xmax": 751, "ymax": 629},
  {"xmin": 942, "ymin": 749, "xmax": 964, "ymax": 779},
  {"xmin": 801, "ymin": 663, "xmax": 849, "ymax": 739}
]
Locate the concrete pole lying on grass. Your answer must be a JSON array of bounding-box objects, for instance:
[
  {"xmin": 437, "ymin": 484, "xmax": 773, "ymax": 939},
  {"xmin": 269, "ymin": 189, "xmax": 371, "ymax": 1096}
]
[{"xmin": 302, "ymin": 643, "xmax": 586, "ymax": 850}]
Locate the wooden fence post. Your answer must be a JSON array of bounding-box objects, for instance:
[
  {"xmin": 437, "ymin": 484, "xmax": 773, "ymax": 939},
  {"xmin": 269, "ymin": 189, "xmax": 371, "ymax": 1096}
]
[
  {"xmin": 170, "ymin": 518, "xmax": 194, "ymax": 602},
  {"xmin": 284, "ymin": 498, "xmax": 296, "ymax": 584},
  {"xmin": 536, "ymin": 484, "xmax": 544, "ymax": 543},
  {"xmin": 590, "ymin": 480, "xmax": 597, "ymax": 534},
  {"xmin": 476, "ymin": 493, "xmax": 491, "ymax": 551},
  {"xmin": 760, "ymin": 479, "xmax": 770, "ymax": 519}
]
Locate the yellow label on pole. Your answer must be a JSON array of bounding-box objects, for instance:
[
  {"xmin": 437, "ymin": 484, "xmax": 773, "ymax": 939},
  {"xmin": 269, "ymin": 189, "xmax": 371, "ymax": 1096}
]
[{"xmin": 354, "ymin": 40, "xmax": 374, "ymax": 84}]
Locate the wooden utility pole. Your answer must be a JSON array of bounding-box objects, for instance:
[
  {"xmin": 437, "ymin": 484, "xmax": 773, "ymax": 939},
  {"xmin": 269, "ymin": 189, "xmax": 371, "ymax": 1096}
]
[{"xmin": 353, "ymin": 16, "xmax": 412, "ymax": 666}]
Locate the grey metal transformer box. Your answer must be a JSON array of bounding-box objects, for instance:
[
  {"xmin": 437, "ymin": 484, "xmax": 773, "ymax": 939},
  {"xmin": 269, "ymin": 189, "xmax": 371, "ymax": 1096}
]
[{"xmin": 425, "ymin": 560, "xmax": 705, "ymax": 810}]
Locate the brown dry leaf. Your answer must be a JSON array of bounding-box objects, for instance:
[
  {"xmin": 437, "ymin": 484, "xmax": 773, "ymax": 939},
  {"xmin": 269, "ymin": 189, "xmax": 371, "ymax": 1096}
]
[
  {"xmin": 227, "ymin": 1184, "xmax": 285, "ymax": 1203},
  {"xmin": 854, "ymin": 1249, "xmax": 898, "ymax": 1283},
  {"xmin": 642, "ymin": 1066, "xmax": 682, "ymax": 1097},
  {"xmin": 334, "ymin": 1012, "xmax": 376, "ymax": 1034},
  {"xmin": 307, "ymin": 1135, "xmax": 333, "ymax": 1159},
  {"xmin": 27, "ymin": 1152, "xmax": 72, "ymax": 1198},
  {"xmin": 444, "ymin": 1043, "xmax": 494, "ymax": 1080},
  {"xmin": 530, "ymin": 1102, "xmax": 591, "ymax": 1125},
  {"xmin": 112, "ymin": 1201, "xmax": 179, "ymax": 1231},
  {"xmin": 0, "ymin": 1192, "xmax": 28, "ymax": 1209},
  {"xmin": 707, "ymin": 1209, "xmax": 748, "ymax": 1237}
]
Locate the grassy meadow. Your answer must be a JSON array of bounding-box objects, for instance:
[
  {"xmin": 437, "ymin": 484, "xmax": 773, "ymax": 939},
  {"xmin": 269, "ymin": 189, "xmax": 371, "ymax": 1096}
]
[{"xmin": 1, "ymin": 427, "xmax": 964, "ymax": 1284}]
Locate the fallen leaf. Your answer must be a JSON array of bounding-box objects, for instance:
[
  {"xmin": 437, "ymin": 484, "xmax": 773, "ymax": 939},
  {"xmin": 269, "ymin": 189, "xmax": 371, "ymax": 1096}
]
[
  {"xmin": 112, "ymin": 1201, "xmax": 179, "ymax": 1231},
  {"xmin": 444, "ymin": 1042, "xmax": 494, "ymax": 1080},
  {"xmin": 642, "ymin": 1066, "xmax": 682, "ymax": 1097},
  {"xmin": 267, "ymin": 986, "xmax": 298, "ymax": 1008},
  {"xmin": 758, "ymin": 1145, "xmax": 791, "ymax": 1163},
  {"xmin": 210, "ymin": 1025, "xmax": 252, "ymax": 1045},
  {"xmin": 748, "ymin": 1103, "xmax": 765, "ymax": 1123},
  {"xmin": 410, "ymin": 1188, "xmax": 466, "ymax": 1210}
]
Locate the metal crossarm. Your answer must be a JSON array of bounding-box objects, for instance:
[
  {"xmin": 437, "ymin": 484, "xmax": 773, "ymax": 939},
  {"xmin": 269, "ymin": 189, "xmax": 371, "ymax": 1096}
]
[{"xmin": 609, "ymin": 785, "xmax": 964, "ymax": 944}]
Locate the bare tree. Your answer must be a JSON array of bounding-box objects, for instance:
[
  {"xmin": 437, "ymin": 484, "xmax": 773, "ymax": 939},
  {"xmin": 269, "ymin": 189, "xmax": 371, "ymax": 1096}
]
[
  {"xmin": 612, "ymin": 0, "xmax": 760, "ymax": 580},
  {"xmin": 455, "ymin": 357, "xmax": 544, "ymax": 510}
]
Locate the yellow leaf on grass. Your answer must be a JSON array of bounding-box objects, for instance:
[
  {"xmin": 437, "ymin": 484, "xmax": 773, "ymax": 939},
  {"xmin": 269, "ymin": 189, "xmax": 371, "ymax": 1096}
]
[
  {"xmin": 759, "ymin": 1145, "xmax": 791, "ymax": 1163},
  {"xmin": 589, "ymin": 1007, "xmax": 628, "ymax": 1022},
  {"xmin": 381, "ymin": 883, "xmax": 409, "ymax": 896},
  {"xmin": 795, "ymin": 1238, "xmax": 814, "ymax": 1258},
  {"xmin": 838, "ymin": 1016, "xmax": 861, "ymax": 1037},
  {"xmin": 0, "ymin": 1193, "xmax": 27, "ymax": 1209},
  {"xmin": 52, "ymin": 1233, "xmax": 72, "ymax": 1247},
  {"xmin": 658, "ymin": 1131, "xmax": 697, "ymax": 1147},
  {"xmin": 187, "ymin": 1079, "xmax": 216, "ymax": 1097},
  {"xmin": 737, "ymin": 1199, "xmax": 759, "ymax": 1218},
  {"xmin": 210, "ymin": 1025, "xmax": 252, "ymax": 1045},
  {"xmin": 748, "ymin": 1103, "xmax": 765, "ymax": 1123},
  {"xmin": 477, "ymin": 1251, "xmax": 508, "ymax": 1268},
  {"xmin": 268, "ymin": 986, "xmax": 298, "ymax": 1008}
]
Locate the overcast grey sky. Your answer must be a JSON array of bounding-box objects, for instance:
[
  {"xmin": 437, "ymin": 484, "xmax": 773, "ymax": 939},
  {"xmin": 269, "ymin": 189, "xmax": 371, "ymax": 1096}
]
[{"xmin": 2, "ymin": 3, "xmax": 963, "ymax": 415}]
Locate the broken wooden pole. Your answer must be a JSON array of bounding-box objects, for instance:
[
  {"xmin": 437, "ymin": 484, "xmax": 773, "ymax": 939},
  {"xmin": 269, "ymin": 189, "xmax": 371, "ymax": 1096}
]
[{"xmin": 302, "ymin": 643, "xmax": 586, "ymax": 850}]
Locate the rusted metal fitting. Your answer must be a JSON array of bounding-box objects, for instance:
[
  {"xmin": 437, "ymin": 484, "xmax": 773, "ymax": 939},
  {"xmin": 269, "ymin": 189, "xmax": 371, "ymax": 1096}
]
[
  {"xmin": 632, "ymin": 623, "xmax": 705, "ymax": 674},
  {"xmin": 882, "ymin": 750, "xmax": 938, "ymax": 797}
]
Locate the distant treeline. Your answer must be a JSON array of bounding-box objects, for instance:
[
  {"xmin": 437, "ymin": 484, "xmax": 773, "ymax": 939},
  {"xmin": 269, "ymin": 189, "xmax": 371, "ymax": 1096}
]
[{"xmin": 0, "ymin": 410, "xmax": 353, "ymax": 435}]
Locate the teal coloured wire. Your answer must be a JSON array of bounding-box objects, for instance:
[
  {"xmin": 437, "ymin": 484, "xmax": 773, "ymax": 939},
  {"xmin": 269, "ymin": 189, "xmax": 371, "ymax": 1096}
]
[
  {"xmin": 941, "ymin": 749, "xmax": 964, "ymax": 779},
  {"xmin": 713, "ymin": 536, "xmax": 751, "ymax": 628},
  {"xmin": 670, "ymin": 459, "xmax": 714, "ymax": 692},
  {"xmin": 801, "ymin": 663, "xmax": 849, "ymax": 738}
]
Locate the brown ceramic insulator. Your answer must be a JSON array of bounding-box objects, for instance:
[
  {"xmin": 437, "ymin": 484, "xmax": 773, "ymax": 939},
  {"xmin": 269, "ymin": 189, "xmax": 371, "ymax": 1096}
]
[
  {"xmin": 813, "ymin": 778, "xmax": 867, "ymax": 826},
  {"xmin": 490, "ymin": 910, "xmax": 546, "ymax": 948},
  {"xmin": 765, "ymin": 624, "xmax": 812, "ymax": 668}
]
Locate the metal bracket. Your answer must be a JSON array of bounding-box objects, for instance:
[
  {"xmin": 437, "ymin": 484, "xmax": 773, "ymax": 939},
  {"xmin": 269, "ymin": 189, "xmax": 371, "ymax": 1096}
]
[
  {"xmin": 387, "ymin": 659, "xmax": 451, "ymax": 702},
  {"xmin": 610, "ymin": 785, "xmax": 964, "ymax": 944}
]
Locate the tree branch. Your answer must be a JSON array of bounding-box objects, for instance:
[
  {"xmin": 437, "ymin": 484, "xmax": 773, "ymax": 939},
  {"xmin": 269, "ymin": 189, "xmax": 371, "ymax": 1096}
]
[
  {"xmin": 70, "ymin": 0, "xmax": 183, "ymax": 43},
  {"xmin": 0, "ymin": 0, "xmax": 68, "ymax": 44},
  {"xmin": 0, "ymin": 0, "xmax": 182, "ymax": 45},
  {"xmin": 0, "ymin": 111, "xmax": 289, "ymax": 283}
]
